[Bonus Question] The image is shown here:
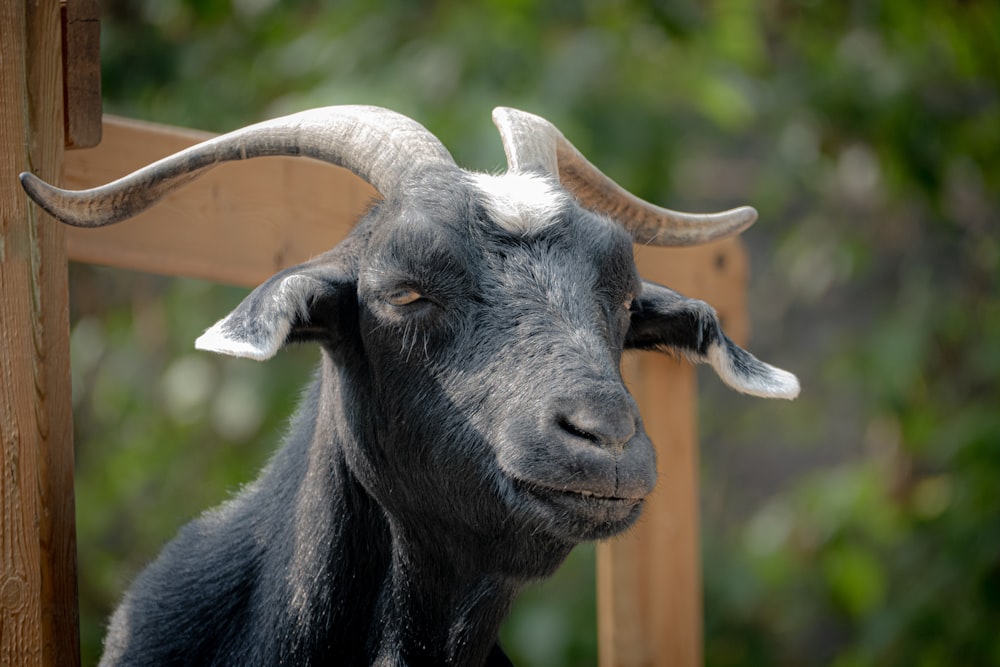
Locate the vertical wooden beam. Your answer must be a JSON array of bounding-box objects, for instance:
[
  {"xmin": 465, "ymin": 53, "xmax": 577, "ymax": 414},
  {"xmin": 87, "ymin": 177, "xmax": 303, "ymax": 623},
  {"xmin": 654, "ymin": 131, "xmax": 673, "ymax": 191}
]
[
  {"xmin": 599, "ymin": 356, "xmax": 701, "ymax": 667},
  {"xmin": 60, "ymin": 0, "xmax": 102, "ymax": 149},
  {"xmin": 1, "ymin": 0, "xmax": 80, "ymax": 665},
  {"xmin": 598, "ymin": 240, "xmax": 749, "ymax": 667}
]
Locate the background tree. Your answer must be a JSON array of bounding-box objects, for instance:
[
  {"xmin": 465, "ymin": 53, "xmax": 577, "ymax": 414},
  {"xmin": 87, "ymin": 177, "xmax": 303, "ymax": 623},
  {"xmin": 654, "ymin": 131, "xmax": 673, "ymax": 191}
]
[{"xmin": 73, "ymin": 1, "xmax": 999, "ymax": 665}]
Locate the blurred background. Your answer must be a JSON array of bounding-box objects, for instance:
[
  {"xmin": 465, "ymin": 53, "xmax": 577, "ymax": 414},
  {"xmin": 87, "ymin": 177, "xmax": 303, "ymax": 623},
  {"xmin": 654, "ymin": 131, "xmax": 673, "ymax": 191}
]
[{"xmin": 71, "ymin": 1, "xmax": 999, "ymax": 665}]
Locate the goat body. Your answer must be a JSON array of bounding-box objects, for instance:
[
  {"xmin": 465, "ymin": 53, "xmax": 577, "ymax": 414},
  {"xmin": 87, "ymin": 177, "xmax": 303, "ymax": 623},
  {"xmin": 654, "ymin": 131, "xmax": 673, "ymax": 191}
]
[{"xmin": 20, "ymin": 106, "xmax": 798, "ymax": 666}]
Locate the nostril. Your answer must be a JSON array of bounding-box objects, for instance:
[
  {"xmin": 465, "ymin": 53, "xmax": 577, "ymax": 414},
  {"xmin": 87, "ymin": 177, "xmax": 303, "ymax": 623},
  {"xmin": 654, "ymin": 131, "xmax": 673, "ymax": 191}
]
[
  {"xmin": 557, "ymin": 415, "xmax": 600, "ymax": 444},
  {"xmin": 556, "ymin": 408, "xmax": 636, "ymax": 450}
]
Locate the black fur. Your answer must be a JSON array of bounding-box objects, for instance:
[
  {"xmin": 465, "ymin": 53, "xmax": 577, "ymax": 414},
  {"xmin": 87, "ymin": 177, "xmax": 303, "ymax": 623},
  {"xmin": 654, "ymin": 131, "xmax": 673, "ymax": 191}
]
[{"xmin": 99, "ymin": 167, "xmax": 784, "ymax": 665}]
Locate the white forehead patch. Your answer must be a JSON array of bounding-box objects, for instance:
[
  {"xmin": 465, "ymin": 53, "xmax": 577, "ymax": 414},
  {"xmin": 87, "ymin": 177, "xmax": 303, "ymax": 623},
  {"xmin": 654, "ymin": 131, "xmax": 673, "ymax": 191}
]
[{"xmin": 469, "ymin": 172, "xmax": 570, "ymax": 235}]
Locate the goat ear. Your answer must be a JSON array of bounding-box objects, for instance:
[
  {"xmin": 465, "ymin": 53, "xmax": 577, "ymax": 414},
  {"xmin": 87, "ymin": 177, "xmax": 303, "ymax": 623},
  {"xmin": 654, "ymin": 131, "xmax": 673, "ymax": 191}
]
[
  {"xmin": 626, "ymin": 281, "xmax": 800, "ymax": 399},
  {"xmin": 195, "ymin": 262, "xmax": 354, "ymax": 361}
]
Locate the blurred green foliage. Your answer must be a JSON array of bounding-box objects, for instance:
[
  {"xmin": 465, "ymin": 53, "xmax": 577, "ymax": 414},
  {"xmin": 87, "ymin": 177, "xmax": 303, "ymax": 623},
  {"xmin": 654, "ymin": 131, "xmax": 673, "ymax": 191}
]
[{"xmin": 72, "ymin": 0, "xmax": 999, "ymax": 665}]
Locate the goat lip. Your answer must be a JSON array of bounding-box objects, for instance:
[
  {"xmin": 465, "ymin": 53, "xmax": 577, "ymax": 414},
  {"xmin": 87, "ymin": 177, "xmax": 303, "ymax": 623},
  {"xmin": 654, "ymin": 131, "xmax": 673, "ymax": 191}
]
[
  {"xmin": 507, "ymin": 477, "xmax": 646, "ymax": 540},
  {"xmin": 513, "ymin": 479, "xmax": 644, "ymax": 506}
]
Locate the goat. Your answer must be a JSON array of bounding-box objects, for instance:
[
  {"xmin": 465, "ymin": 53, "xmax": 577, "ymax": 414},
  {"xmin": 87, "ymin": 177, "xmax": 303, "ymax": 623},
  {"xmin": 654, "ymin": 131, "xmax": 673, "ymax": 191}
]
[{"xmin": 21, "ymin": 105, "xmax": 798, "ymax": 666}]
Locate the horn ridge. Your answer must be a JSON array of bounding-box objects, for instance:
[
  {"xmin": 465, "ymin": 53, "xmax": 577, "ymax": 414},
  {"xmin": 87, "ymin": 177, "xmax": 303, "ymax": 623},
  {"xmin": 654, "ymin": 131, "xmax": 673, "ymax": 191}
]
[
  {"xmin": 19, "ymin": 105, "xmax": 456, "ymax": 228},
  {"xmin": 491, "ymin": 106, "xmax": 757, "ymax": 247}
]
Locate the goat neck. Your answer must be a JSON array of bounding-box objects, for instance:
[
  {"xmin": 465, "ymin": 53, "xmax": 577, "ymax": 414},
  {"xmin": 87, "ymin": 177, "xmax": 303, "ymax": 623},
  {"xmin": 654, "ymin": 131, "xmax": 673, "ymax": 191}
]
[{"xmin": 320, "ymin": 349, "xmax": 563, "ymax": 665}]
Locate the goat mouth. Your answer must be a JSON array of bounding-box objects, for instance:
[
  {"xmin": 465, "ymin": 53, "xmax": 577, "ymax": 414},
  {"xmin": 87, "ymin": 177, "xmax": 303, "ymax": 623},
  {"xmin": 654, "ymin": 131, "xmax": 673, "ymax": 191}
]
[{"xmin": 511, "ymin": 478, "xmax": 644, "ymax": 525}]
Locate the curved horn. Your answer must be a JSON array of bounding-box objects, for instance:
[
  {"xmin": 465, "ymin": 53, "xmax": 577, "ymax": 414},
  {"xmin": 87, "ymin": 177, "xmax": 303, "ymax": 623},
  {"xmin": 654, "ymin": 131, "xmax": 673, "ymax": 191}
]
[
  {"xmin": 19, "ymin": 105, "xmax": 455, "ymax": 228},
  {"xmin": 491, "ymin": 107, "xmax": 757, "ymax": 247}
]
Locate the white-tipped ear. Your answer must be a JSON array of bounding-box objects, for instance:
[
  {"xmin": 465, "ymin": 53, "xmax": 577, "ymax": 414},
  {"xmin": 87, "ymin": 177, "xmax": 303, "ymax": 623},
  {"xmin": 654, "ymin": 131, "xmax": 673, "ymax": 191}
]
[
  {"xmin": 193, "ymin": 270, "xmax": 350, "ymax": 361},
  {"xmin": 194, "ymin": 318, "xmax": 291, "ymax": 361},
  {"xmin": 706, "ymin": 341, "xmax": 800, "ymax": 399},
  {"xmin": 626, "ymin": 281, "xmax": 799, "ymax": 400}
]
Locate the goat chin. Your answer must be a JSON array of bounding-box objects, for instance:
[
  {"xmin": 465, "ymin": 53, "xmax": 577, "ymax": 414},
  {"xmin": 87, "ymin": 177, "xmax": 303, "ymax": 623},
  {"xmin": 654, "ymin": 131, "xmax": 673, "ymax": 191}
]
[{"xmin": 509, "ymin": 478, "xmax": 647, "ymax": 541}]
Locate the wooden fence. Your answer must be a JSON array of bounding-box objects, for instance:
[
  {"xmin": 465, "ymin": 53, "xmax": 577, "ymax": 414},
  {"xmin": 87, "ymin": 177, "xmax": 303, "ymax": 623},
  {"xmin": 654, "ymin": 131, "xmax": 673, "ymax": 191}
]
[{"xmin": 1, "ymin": 2, "xmax": 750, "ymax": 664}]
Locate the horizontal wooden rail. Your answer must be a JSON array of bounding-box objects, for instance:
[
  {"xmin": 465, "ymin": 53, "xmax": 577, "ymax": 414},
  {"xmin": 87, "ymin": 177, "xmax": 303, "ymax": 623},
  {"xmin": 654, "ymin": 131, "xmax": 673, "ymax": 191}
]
[{"xmin": 62, "ymin": 116, "xmax": 376, "ymax": 287}]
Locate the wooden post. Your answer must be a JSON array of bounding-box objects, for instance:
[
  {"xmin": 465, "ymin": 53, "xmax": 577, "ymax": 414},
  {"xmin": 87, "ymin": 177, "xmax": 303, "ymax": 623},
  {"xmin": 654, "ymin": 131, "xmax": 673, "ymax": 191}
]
[
  {"xmin": 0, "ymin": 0, "xmax": 80, "ymax": 665},
  {"xmin": 599, "ymin": 242, "xmax": 749, "ymax": 667},
  {"xmin": 61, "ymin": 0, "xmax": 102, "ymax": 149}
]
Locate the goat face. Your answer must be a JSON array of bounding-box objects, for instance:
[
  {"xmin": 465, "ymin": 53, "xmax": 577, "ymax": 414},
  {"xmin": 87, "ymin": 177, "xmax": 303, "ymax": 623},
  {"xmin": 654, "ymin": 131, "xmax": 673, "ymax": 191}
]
[
  {"xmin": 358, "ymin": 172, "xmax": 655, "ymax": 544},
  {"xmin": 196, "ymin": 169, "xmax": 656, "ymax": 549},
  {"xmin": 192, "ymin": 164, "xmax": 798, "ymax": 558}
]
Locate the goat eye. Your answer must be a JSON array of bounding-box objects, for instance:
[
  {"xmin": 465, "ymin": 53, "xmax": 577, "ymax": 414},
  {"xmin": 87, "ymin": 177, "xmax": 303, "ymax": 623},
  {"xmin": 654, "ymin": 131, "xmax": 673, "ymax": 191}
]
[{"xmin": 386, "ymin": 289, "xmax": 423, "ymax": 307}]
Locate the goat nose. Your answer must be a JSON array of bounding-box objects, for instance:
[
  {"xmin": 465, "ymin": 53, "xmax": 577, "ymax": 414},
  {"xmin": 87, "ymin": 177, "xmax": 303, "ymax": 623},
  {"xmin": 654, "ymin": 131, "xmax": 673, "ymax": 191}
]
[{"xmin": 556, "ymin": 403, "xmax": 637, "ymax": 451}]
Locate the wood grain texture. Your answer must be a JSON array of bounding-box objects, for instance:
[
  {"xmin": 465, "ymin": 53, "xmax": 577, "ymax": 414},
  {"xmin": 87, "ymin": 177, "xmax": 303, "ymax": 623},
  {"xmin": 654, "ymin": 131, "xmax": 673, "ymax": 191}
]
[
  {"xmin": 1, "ymin": 1, "xmax": 80, "ymax": 665},
  {"xmin": 60, "ymin": 0, "xmax": 102, "ymax": 149},
  {"xmin": 601, "ymin": 357, "xmax": 701, "ymax": 667}
]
